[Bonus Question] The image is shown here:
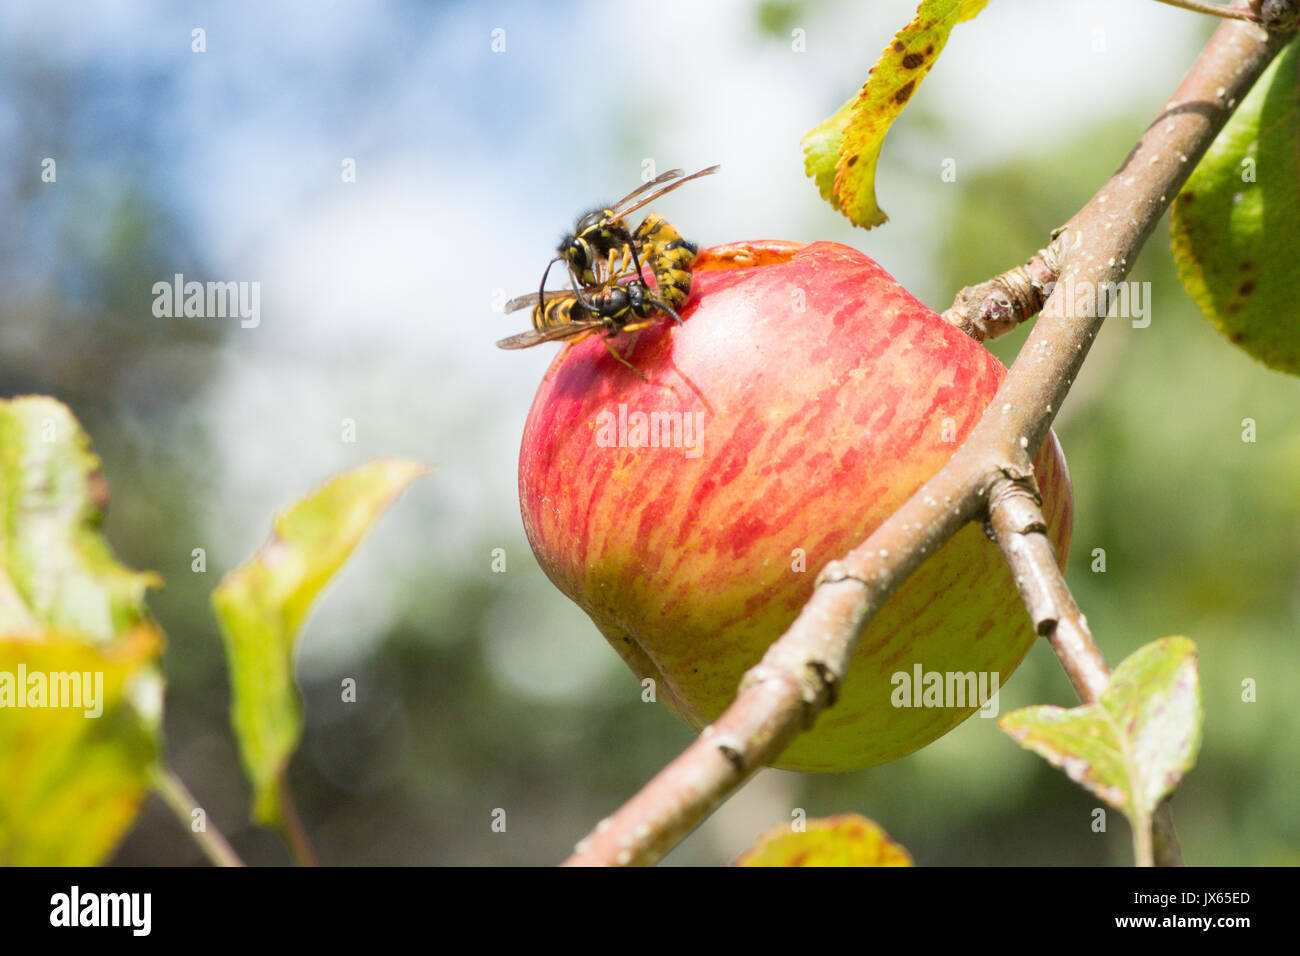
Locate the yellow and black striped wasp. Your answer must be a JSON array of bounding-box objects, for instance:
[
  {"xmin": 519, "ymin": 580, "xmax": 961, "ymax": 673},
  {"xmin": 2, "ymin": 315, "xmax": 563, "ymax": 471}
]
[
  {"xmin": 631, "ymin": 213, "xmax": 702, "ymax": 313},
  {"xmin": 498, "ymin": 274, "xmax": 683, "ymax": 380},
  {"xmin": 539, "ymin": 165, "xmax": 720, "ymax": 311}
]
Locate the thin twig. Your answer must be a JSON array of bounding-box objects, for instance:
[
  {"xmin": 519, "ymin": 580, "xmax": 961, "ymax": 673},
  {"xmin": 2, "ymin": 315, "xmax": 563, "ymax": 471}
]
[
  {"xmin": 563, "ymin": 14, "xmax": 1290, "ymax": 868},
  {"xmin": 942, "ymin": 247, "xmax": 1061, "ymax": 341},
  {"xmin": 986, "ymin": 478, "xmax": 1109, "ymax": 697},
  {"xmin": 151, "ymin": 766, "xmax": 245, "ymax": 867},
  {"xmin": 1152, "ymin": 0, "xmax": 1260, "ymax": 23},
  {"xmin": 986, "ymin": 479, "xmax": 1182, "ymax": 866}
]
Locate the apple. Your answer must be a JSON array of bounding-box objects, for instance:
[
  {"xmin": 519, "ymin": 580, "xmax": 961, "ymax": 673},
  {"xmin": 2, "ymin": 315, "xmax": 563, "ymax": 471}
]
[{"xmin": 517, "ymin": 240, "xmax": 1072, "ymax": 771}]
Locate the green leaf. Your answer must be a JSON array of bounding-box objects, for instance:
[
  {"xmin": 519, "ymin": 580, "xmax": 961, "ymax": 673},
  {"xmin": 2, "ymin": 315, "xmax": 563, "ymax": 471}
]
[
  {"xmin": 0, "ymin": 396, "xmax": 163, "ymax": 865},
  {"xmin": 736, "ymin": 813, "xmax": 913, "ymax": 867},
  {"xmin": 1171, "ymin": 39, "xmax": 1300, "ymax": 375},
  {"xmin": 1000, "ymin": 637, "xmax": 1201, "ymax": 863},
  {"xmin": 213, "ymin": 458, "xmax": 427, "ymax": 828},
  {"xmin": 801, "ymin": 0, "xmax": 988, "ymax": 228},
  {"xmin": 0, "ymin": 397, "xmax": 160, "ymax": 642}
]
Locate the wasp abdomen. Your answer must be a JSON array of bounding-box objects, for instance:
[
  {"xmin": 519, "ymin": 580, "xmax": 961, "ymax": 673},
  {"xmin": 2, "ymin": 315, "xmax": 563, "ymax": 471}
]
[{"xmin": 635, "ymin": 213, "xmax": 700, "ymax": 312}]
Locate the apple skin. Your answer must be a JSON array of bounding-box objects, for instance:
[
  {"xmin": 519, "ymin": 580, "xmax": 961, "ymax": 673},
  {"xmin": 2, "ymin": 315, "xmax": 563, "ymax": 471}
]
[{"xmin": 518, "ymin": 241, "xmax": 1072, "ymax": 771}]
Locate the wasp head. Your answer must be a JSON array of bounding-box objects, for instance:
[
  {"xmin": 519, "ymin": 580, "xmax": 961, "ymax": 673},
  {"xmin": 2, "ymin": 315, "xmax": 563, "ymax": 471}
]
[
  {"xmin": 624, "ymin": 279, "xmax": 648, "ymax": 313},
  {"xmin": 556, "ymin": 232, "xmax": 597, "ymax": 284}
]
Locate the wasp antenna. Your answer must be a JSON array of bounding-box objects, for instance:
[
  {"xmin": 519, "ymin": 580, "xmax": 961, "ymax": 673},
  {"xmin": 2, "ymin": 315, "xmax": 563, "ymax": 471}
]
[
  {"xmin": 653, "ymin": 296, "xmax": 684, "ymax": 326},
  {"xmin": 538, "ymin": 255, "xmax": 563, "ymax": 305}
]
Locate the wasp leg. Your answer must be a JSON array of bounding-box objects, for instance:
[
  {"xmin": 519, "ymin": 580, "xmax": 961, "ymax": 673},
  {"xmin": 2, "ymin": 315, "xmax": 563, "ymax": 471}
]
[
  {"xmin": 599, "ymin": 332, "xmax": 649, "ymax": 381},
  {"xmin": 610, "ymin": 223, "xmax": 649, "ymax": 287},
  {"xmin": 603, "ymin": 247, "xmax": 634, "ymax": 280},
  {"xmin": 616, "ymin": 247, "xmax": 634, "ymax": 276},
  {"xmin": 619, "ymin": 319, "xmax": 657, "ymax": 333},
  {"xmin": 602, "ymin": 248, "xmax": 629, "ymax": 283},
  {"xmin": 555, "ymin": 328, "xmax": 596, "ymax": 360}
]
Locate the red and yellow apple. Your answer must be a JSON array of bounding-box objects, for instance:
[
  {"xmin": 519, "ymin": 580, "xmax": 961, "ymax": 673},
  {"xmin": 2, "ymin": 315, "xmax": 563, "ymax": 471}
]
[{"xmin": 517, "ymin": 241, "xmax": 1072, "ymax": 771}]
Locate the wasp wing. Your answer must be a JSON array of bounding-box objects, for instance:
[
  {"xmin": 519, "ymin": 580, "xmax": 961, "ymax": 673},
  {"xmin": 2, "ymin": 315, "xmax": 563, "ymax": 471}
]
[
  {"xmin": 496, "ymin": 321, "xmax": 602, "ymax": 350},
  {"xmin": 504, "ymin": 289, "xmax": 575, "ymax": 314},
  {"xmin": 608, "ymin": 164, "xmax": 720, "ymax": 223},
  {"xmin": 606, "ymin": 168, "xmax": 685, "ymax": 212}
]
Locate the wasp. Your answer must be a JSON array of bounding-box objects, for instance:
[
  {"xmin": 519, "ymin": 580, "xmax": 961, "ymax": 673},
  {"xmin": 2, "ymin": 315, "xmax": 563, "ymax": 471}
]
[
  {"xmin": 540, "ymin": 165, "xmax": 719, "ymax": 310},
  {"xmin": 498, "ymin": 276, "xmax": 682, "ymax": 380},
  {"xmin": 632, "ymin": 213, "xmax": 701, "ymax": 313}
]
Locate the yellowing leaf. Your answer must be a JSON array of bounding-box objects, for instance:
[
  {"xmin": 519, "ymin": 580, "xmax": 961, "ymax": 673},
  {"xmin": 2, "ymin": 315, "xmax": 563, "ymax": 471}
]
[
  {"xmin": 0, "ymin": 396, "xmax": 163, "ymax": 865},
  {"xmin": 213, "ymin": 459, "xmax": 427, "ymax": 828},
  {"xmin": 802, "ymin": 0, "xmax": 988, "ymax": 228},
  {"xmin": 1000, "ymin": 637, "xmax": 1201, "ymax": 864},
  {"xmin": 1171, "ymin": 40, "xmax": 1300, "ymax": 375},
  {"xmin": 736, "ymin": 813, "xmax": 913, "ymax": 867},
  {"xmin": 802, "ymin": 100, "xmax": 857, "ymax": 208},
  {"xmin": 0, "ymin": 627, "xmax": 160, "ymax": 865}
]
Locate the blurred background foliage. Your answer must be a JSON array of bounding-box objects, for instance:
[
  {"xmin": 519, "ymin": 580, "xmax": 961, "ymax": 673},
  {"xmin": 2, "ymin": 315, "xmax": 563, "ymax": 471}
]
[{"xmin": 0, "ymin": 0, "xmax": 1295, "ymax": 865}]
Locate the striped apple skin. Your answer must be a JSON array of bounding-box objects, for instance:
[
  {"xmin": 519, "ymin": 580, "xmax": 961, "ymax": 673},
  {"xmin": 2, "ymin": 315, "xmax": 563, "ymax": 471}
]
[{"xmin": 518, "ymin": 241, "xmax": 1072, "ymax": 771}]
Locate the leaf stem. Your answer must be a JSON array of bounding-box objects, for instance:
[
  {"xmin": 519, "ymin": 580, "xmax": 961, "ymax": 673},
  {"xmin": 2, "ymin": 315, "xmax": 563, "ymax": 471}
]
[
  {"xmin": 151, "ymin": 766, "xmax": 245, "ymax": 867},
  {"xmin": 1133, "ymin": 811, "xmax": 1156, "ymax": 867},
  {"xmin": 278, "ymin": 769, "xmax": 319, "ymax": 867}
]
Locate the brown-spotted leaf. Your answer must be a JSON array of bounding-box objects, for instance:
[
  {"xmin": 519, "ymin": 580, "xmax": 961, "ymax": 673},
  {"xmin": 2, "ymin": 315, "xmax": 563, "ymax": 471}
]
[
  {"xmin": 1171, "ymin": 39, "xmax": 1300, "ymax": 375},
  {"xmin": 802, "ymin": 0, "xmax": 989, "ymax": 228},
  {"xmin": 736, "ymin": 813, "xmax": 913, "ymax": 867}
]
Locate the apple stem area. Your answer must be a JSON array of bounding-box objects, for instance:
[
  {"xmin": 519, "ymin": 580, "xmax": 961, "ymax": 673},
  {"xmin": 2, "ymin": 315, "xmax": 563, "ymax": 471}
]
[{"xmin": 563, "ymin": 14, "xmax": 1292, "ymax": 868}]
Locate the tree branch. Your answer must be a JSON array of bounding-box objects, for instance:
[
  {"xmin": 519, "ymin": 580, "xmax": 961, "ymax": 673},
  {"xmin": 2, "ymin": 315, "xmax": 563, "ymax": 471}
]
[{"xmin": 563, "ymin": 13, "xmax": 1291, "ymax": 867}]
